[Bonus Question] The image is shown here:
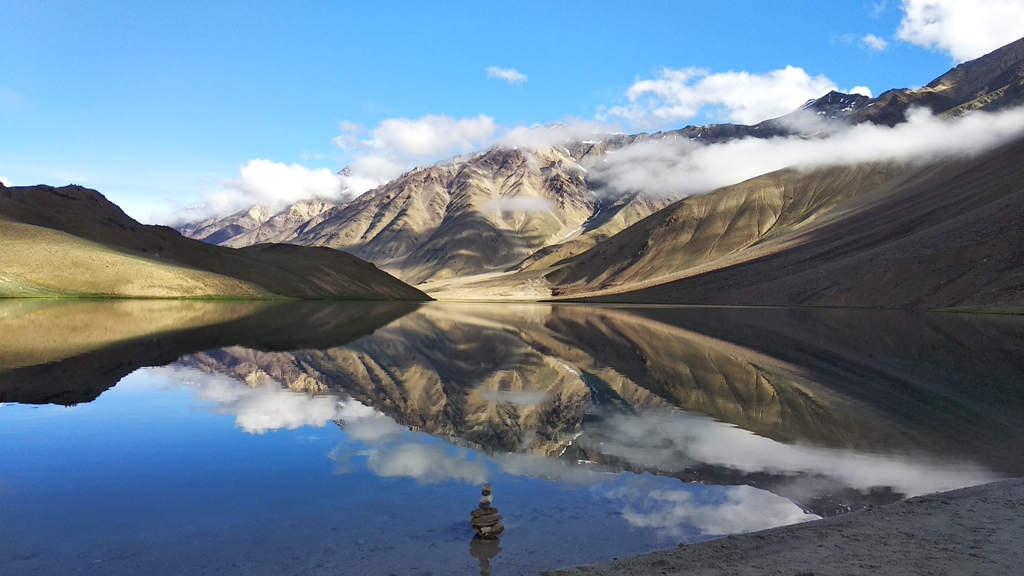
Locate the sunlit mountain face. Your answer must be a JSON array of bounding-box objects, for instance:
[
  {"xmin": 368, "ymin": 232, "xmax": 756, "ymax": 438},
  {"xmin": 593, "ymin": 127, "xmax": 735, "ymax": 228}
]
[{"xmin": 2, "ymin": 301, "xmax": 1022, "ymax": 573}]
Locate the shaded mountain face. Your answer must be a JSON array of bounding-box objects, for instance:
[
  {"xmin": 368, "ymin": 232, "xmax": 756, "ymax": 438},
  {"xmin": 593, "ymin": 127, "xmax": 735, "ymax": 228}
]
[{"xmin": 0, "ymin": 184, "xmax": 428, "ymax": 300}]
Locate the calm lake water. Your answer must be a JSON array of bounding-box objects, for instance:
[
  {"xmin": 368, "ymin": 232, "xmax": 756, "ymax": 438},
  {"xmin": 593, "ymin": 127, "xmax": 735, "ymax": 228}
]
[{"xmin": 1, "ymin": 301, "xmax": 1023, "ymax": 575}]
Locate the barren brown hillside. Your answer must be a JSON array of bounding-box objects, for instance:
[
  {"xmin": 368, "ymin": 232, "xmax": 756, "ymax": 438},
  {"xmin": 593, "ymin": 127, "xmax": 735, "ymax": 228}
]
[{"xmin": 559, "ymin": 136, "xmax": 1024, "ymax": 310}]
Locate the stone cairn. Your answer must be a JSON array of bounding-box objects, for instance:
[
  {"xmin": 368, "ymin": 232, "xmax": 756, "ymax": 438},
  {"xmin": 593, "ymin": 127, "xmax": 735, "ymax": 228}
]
[{"xmin": 470, "ymin": 483, "xmax": 504, "ymax": 539}]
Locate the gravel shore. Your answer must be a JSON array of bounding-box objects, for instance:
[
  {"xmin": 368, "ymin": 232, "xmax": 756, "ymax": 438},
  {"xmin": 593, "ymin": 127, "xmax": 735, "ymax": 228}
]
[{"xmin": 545, "ymin": 478, "xmax": 1024, "ymax": 576}]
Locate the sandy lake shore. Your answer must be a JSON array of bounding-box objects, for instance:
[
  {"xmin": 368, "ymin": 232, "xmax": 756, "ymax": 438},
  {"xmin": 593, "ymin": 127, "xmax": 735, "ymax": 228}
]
[{"xmin": 545, "ymin": 478, "xmax": 1024, "ymax": 576}]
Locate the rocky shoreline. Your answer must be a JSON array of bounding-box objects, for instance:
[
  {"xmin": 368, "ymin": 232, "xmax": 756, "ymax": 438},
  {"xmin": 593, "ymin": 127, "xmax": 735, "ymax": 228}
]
[{"xmin": 545, "ymin": 478, "xmax": 1024, "ymax": 576}]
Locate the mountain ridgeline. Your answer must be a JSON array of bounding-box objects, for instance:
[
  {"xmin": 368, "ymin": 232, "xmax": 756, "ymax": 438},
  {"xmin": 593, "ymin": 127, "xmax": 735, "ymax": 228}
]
[{"xmin": 161, "ymin": 36, "xmax": 1024, "ymax": 308}]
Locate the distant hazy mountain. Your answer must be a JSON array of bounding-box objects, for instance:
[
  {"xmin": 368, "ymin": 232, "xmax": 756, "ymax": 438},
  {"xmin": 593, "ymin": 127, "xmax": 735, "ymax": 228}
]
[
  {"xmin": 0, "ymin": 184, "xmax": 428, "ymax": 300},
  {"xmin": 176, "ymin": 204, "xmax": 275, "ymax": 245}
]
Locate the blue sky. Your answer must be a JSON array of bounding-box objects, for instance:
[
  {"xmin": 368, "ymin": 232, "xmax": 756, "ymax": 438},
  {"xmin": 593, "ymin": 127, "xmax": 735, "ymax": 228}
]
[{"xmin": 2, "ymin": 0, "xmax": 1022, "ymax": 221}]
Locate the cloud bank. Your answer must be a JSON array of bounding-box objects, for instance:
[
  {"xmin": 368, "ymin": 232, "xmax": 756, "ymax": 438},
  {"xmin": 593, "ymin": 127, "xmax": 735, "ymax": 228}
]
[
  {"xmin": 591, "ymin": 106, "xmax": 1024, "ymax": 198},
  {"xmin": 486, "ymin": 66, "xmax": 528, "ymax": 84},
  {"xmin": 605, "ymin": 66, "xmax": 838, "ymax": 127},
  {"xmin": 897, "ymin": 0, "xmax": 1024, "ymax": 61}
]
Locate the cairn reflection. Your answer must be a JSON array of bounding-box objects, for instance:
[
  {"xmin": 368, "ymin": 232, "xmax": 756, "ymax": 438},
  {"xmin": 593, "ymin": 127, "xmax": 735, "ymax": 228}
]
[{"xmin": 469, "ymin": 538, "xmax": 501, "ymax": 576}]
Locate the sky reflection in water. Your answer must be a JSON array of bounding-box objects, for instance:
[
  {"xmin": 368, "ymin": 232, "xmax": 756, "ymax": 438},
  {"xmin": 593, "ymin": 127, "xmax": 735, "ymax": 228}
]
[{"xmin": 1, "ymin": 301, "xmax": 1022, "ymax": 574}]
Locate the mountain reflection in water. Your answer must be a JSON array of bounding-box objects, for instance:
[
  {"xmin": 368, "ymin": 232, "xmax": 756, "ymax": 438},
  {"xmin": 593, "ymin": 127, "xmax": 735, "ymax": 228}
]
[
  {"xmin": 2, "ymin": 300, "xmax": 1023, "ymax": 573},
  {"xmin": 155, "ymin": 303, "xmax": 1021, "ymax": 517}
]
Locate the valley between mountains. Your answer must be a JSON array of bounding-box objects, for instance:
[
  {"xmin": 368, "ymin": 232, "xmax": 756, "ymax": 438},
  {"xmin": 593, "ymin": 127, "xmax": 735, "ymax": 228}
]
[{"xmin": 5, "ymin": 37, "xmax": 1024, "ymax": 309}]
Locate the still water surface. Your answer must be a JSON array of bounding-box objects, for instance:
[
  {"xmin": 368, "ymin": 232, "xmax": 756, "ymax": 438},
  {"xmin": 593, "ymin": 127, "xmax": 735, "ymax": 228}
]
[{"xmin": 1, "ymin": 301, "xmax": 1023, "ymax": 575}]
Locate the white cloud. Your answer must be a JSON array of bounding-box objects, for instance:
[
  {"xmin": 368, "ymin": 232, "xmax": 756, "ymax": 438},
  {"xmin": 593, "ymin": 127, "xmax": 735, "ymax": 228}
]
[
  {"xmin": 367, "ymin": 114, "xmax": 496, "ymax": 157},
  {"xmin": 327, "ymin": 113, "xmax": 499, "ymax": 197},
  {"xmin": 590, "ymin": 106, "xmax": 1024, "ymax": 199},
  {"xmin": 862, "ymin": 33, "xmax": 890, "ymax": 51},
  {"xmin": 483, "ymin": 196, "xmax": 555, "ymax": 213},
  {"xmin": 160, "ymin": 114, "xmax": 500, "ymax": 223},
  {"xmin": 161, "ymin": 159, "xmax": 348, "ymax": 223},
  {"xmin": 486, "ymin": 66, "xmax": 528, "ymax": 84},
  {"xmin": 897, "ymin": 0, "xmax": 1024, "ymax": 62},
  {"xmin": 849, "ymin": 85, "xmax": 874, "ymax": 97},
  {"xmin": 0, "ymin": 176, "xmax": 9, "ymax": 187},
  {"xmin": 605, "ymin": 66, "xmax": 838, "ymax": 127}
]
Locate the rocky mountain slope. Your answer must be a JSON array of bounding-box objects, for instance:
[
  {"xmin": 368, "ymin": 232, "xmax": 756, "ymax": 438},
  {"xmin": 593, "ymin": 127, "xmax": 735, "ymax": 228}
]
[
  {"xmin": 556, "ymin": 131, "xmax": 1024, "ymax": 310},
  {"xmin": 0, "ymin": 184, "xmax": 428, "ymax": 300}
]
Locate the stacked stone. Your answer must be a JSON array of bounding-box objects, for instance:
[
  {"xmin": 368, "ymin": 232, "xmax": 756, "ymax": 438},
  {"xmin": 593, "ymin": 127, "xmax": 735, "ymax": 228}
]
[{"xmin": 470, "ymin": 483, "xmax": 504, "ymax": 539}]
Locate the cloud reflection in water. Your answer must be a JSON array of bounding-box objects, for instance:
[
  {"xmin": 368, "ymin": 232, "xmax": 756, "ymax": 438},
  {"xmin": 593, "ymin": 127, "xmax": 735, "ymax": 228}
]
[
  {"xmin": 589, "ymin": 409, "xmax": 1001, "ymax": 497},
  {"xmin": 605, "ymin": 480, "xmax": 818, "ymax": 539}
]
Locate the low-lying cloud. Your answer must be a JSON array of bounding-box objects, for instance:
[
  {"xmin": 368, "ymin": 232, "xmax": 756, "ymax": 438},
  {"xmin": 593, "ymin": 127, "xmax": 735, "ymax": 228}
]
[
  {"xmin": 591, "ymin": 107, "xmax": 1024, "ymax": 198},
  {"xmin": 605, "ymin": 66, "xmax": 838, "ymax": 127}
]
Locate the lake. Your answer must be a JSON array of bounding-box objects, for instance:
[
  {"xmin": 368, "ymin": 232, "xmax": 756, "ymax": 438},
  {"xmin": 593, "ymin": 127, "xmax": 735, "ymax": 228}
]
[{"xmin": 1, "ymin": 300, "xmax": 1023, "ymax": 575}]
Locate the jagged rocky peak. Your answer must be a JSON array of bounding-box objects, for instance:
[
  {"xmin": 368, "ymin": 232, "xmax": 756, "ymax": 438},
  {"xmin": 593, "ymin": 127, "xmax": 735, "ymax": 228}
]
[
  {"xmin": 797, "ymin": 90, "xmax": 873, "ymax": 119},
  {"xmin": 277, "ymin": 198, "xmax": 336, "ymax": 220},
  {"xmin": 176, "ymin": 204, "xmax": 273, "ymax": 244}
]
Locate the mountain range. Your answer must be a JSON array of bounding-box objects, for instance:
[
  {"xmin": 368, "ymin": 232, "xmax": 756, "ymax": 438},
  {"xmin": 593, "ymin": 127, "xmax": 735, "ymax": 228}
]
[
  {"xmin": 2, "ymin": 38, "xmax": 1022, "ymax": 308},
  {"xmin": 173, "ymin": 36, "xmax": 1024, "ymax": 311}
]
